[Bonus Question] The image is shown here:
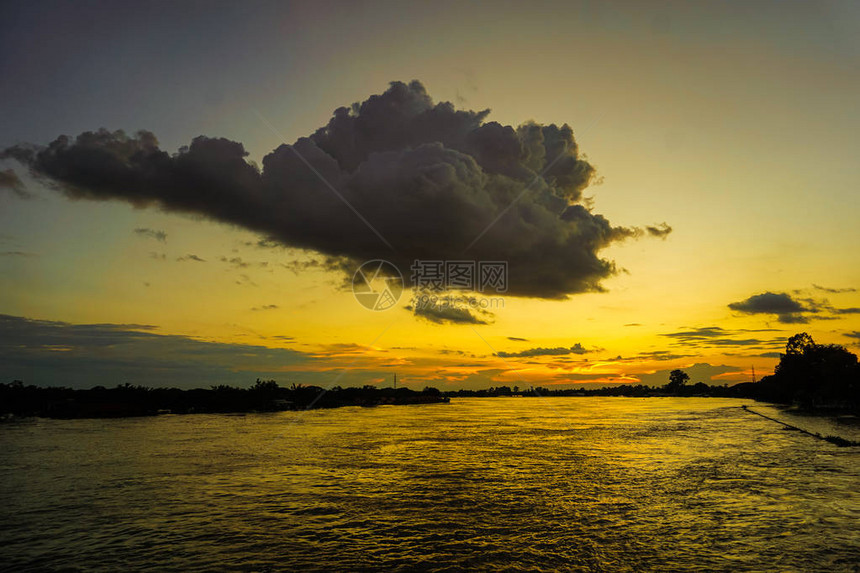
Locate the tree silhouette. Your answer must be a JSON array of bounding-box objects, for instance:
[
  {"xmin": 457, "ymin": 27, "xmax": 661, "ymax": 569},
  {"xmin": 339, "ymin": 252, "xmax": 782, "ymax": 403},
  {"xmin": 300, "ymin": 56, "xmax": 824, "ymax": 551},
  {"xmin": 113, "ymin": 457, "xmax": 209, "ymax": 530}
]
[
  {"xmin": 784, "ymin": 332, "xmax": 815, "ymax": 356},
  {"xmin": 667, "ymin": 369, "xmax": 689, "ymax": 393},
  {"xmin": 767, "ymin": 333, "xmax": 859, "ymax": 408}
]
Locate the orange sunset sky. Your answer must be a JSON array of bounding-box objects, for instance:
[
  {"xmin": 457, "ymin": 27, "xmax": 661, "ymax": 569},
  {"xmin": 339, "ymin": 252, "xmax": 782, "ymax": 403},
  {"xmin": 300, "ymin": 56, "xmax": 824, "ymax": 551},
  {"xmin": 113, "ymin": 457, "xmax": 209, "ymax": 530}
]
[{"xmin": 1, "ymin": 1, "xmax": 859, "ymax": 390}]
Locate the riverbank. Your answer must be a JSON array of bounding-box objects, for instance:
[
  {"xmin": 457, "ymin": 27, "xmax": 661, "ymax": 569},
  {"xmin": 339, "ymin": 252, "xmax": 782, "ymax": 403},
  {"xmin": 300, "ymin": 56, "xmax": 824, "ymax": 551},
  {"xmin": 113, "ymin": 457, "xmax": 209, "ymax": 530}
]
[
  {"xmin": 4, "ymin": 378, "xmax": 858, "ymax": 420},
  {"xmin": 0, "ymin": 380, "xmax": 449, "ymax": 419}
]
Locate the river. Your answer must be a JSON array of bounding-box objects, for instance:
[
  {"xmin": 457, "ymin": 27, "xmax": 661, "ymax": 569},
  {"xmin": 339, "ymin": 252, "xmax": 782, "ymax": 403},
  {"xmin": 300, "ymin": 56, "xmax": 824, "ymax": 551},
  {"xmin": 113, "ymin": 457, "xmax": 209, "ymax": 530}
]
[{"xmin": 1, "ymin": 397, "xmax": 858, "ymax": 572}]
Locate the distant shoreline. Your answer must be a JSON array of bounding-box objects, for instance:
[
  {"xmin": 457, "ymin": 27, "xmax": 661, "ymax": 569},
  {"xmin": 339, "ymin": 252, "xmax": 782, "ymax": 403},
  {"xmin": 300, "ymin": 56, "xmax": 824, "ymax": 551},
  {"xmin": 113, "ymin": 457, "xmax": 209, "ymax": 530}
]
[
  {"xmin": 0, "ymin": 380, "xmax": 449, "ymax": 420},
  {"xmin": 2, "ymin": 379, "xmax": 856, "ymax": 420}
]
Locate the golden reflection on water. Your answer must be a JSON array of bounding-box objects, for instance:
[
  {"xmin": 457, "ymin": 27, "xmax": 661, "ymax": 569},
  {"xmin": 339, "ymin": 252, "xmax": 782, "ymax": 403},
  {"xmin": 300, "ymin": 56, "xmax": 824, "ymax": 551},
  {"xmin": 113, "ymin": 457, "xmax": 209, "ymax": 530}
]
[{"xmin": 1, "ymin": 398, "xmax": 858, "ymax": 571}]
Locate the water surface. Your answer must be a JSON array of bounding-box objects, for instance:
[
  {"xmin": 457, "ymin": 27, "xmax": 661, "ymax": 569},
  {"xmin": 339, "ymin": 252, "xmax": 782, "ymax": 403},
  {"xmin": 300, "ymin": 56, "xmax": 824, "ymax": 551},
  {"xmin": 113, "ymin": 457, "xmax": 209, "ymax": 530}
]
[{"xmin": 1, "ymin": 398, "xmax": 858, "ymax": 571}]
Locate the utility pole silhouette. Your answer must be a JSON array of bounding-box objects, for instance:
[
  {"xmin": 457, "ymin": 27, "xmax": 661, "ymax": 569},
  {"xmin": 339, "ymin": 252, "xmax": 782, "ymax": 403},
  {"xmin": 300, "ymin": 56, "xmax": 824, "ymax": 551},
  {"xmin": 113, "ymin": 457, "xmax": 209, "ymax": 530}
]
[{"xmin": 394, "ymin": 373, "xmax": 397, "ymax": 390}]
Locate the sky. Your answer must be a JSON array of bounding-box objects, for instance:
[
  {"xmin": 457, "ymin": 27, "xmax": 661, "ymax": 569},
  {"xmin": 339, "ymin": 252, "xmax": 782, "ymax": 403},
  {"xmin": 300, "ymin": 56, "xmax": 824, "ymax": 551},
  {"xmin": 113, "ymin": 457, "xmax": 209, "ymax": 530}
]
[{"xmin": 1, "ymin": 0, "xmax": 859, "ymax": 390}]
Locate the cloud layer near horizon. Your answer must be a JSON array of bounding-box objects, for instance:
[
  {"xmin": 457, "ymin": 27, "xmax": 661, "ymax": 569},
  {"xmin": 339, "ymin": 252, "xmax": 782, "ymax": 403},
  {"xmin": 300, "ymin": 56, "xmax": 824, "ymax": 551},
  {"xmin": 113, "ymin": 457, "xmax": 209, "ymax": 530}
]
[
  {"xmin": 0, "ymin": 313, "xmax": 311, "ymax": 388},
  {"xmin": 3, "ymin": 81, "xmax": 669, "ymax": 298}
]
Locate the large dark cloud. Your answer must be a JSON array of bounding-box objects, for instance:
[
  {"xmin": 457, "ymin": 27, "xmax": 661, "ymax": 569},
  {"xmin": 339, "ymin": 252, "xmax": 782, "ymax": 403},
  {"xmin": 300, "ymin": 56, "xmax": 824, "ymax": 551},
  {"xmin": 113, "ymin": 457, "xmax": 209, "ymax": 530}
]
[{"xmin": 3, "ymin": 81, "xmax": 670, "ymax": 298}]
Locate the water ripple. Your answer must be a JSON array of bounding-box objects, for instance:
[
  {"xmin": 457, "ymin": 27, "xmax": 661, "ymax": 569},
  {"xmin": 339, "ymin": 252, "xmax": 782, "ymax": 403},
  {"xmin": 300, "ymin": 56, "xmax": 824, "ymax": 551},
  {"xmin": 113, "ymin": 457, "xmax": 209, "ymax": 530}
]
[{"xmin": 1, "ymin": 398, "xmax": 858, "ymax": 572}]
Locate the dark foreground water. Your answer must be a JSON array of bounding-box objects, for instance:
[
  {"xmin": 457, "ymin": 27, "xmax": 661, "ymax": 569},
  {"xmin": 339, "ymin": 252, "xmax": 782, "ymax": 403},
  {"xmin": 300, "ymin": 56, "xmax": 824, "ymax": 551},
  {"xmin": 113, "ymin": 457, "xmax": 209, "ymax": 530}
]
[{"xmin": 1, "ymin": 398, "xmax": 858, "ymax": 572}]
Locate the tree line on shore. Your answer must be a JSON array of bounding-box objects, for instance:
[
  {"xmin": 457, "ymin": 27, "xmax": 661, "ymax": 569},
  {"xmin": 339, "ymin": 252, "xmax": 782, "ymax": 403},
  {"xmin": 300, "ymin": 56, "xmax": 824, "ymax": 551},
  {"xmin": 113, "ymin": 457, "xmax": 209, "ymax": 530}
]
[
  {"xmin": 1, "ymin": 333, "xmax": 856, "ymax": 419},
  {"xmin": 732, "ymin": 333, "xmax": 857, "ymax": 409},
  {"xmin": 419, "ymin": 333, "xmax": 859, "ymax": 411},
  {"xmin": 0, "ymin": 380, "xmax": 448, "ymax": 419}
]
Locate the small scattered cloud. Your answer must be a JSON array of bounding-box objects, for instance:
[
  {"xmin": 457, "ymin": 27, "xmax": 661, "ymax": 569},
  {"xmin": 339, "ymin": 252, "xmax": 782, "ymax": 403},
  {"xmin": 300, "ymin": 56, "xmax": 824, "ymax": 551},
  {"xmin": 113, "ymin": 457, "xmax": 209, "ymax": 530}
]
[
  {"xmin": 0, "ymin": 250, "xmax": 37, "ymax": 257},
  {"xmin": 507, "ymin": 336, "xmax": 529, "ymax": 342},
  {"xmin": 280, "ymin": 258, "xmax": 332, "ymax": 275},
  {"xmin": 728, "ymin": 292, "xmax": 808, "ymax": 323},
  {"xmin": 149, "ymin": 252, "xmax": 166, "ymax": 260},
  {"xmin": 243, "ymin": 238, "xmax": 283, "ymax": 249},
  {"xmin": 663, "ymin": 326, "xmax": 728, "ymax": 339},
  {"xmin": 497, "ymin": 343, "xmax": 594, "ymax": 358},
  {"xmin": 645, "ymin": 223, "xmax": 672, "ymax": 239},
  {"xmin": 408, "ymin": 297, "xmax": 493, "ymax": 325},
  {"xmin": 236, "ymin": 274, "xmax": 258, "ymax": 287},
  {"xmin": 661, "ymin": 326, "xmax": 783, "ymax": 349},
  {"xmin": 833, "ymin": 307, "xmax": 860, "ymax": 315},
  {"xmin": 281, "ymin": 260, "xmax": 313, "ymax": 273},
  {"xmin": 220, "ymin": 256, "xmax": 249, "ymax": 268},
  {"xmin": 251, "ymin": 304, "xmax": 279, "ymax": 311},
  {"xmin": 729, "ymin": 290, "xmax": 860, "ymax": 323},
  {"xmin": 636, "ymin": 350, "xmax": 695, "ymax": 361},
  {"xmin": 813, "ymin": 284, "xmax": 856, "ymax": 294},
  {"xmin": 177, "ymin": 254, "xmax": 206, "ymax": 262},
  {"xmin": 220, "ymin": 256, "xmax": 268, "ymax": 269},
  {"xmin": 438, "ymin": 348, "xmax": 473, "ymax": 357},
  {"xmin": 0, "ymin": 169, "xmax": 29, "ymax": 198},
  {"xmin": 133, "ymin": 227, "xmax": 167, "ymax": 242}
]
